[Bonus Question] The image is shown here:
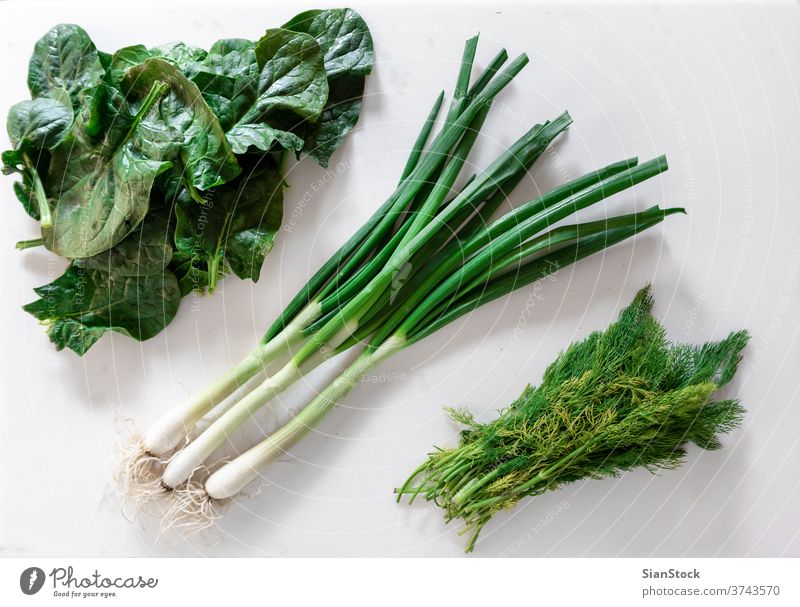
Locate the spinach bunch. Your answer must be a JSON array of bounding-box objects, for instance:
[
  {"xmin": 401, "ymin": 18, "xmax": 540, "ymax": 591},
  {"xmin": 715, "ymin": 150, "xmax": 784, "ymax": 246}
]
[{"xmin": 3, "ymin": 10, "xmax": 374, "ymax": 354}]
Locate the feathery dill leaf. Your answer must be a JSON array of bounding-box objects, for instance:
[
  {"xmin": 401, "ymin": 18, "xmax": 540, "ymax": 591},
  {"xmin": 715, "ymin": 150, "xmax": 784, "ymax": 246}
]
[{"xmin": 396, "ymin": 286, "xmax": 749, "ymax": 552}]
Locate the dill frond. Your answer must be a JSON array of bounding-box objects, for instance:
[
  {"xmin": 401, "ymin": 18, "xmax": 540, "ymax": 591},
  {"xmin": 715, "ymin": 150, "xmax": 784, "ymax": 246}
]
[{"xmin": 397, "ymin": 286, "xmax": 749, "ymax": 552}]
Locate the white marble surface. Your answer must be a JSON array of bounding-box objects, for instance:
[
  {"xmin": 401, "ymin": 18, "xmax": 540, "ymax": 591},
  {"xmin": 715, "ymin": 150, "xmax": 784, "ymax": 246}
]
[{"xmin": 1, "ymin": 0, "xmax": 798, "ymax": 557}]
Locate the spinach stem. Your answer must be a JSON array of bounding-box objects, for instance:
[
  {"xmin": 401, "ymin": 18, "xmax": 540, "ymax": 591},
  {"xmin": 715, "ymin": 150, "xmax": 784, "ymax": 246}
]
[
  {"xmin": 23, "ymin": 155, "xmax": 52, "ymax": 229},
  {"xmin": 184, "ymin": 178, "xmax": 207, "ymax": 205},
  {"xmin": 207, "ymin": 254, "xmax": 222, "ymax": 293},
  {"xmin": 207, "ymin": 211, "xmax": 233, "ymax": 293},
  {"xmin": 123, "ymin": 80, "xmax": 169, "ymax": 148},
  {"xmin": 16, "ymin": 237, "xmax": 44, "ymax": 250}
]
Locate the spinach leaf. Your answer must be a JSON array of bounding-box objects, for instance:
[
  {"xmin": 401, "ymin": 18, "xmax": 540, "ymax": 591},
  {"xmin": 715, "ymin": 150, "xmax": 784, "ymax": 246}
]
[
  {"xmin": 219, "ymin": 158, "xmax": 284, "ymax": 282},
  {"xmin": 97, "ymin": 50, "xmax": 112, "ymax": 71},
  {"xmin": 170, "ymin": 251, "xmax": 211, "ymax": 296},
  {"xmin": 187, "ymin": 39, "xmax": 258, "ymax": 131},
  {"xmin": 107, "ymin": 45, "xmax": 152, "ymax": 86},
  {"xmin": 13, "ymin": 179, "xmax": 40, "ymax": 220},
  {"xmin": 224, "ymin": 29, "xmax": 328, "ymax": 154},
  {"xmin": 9, "ymin": 166, "xmax": 47, "ymax": 221},
  {"xmin": 192, "ymin": 38, "xmax": 255, "ymax": 81},
  {"xmin": 173, "ymin": 154, "xmax": 283, "ymax": 291},
  {"xmin": 283, "ymin": 8, "xmax": 374, "ymax": 167},
  {"xmin": 24, "ymin": 212, "xmax": 181, "ymax": 355},
  {"xmin": 23, "ymin": 267, "xmax": 181, "ymax": 355},
  {"xmin": 42, "ymin": 80, "xmax": 174, "ymax": 258},
  {"xmin": 152, "ymin": 41, "xmax": 207, "ymax": 71},
  {"xmin": 224, "ymin": 117, "xmax": 305, "ymax": 156},
  {"xmin": 27, "ymin": 24, "xmax": 105, "ymax": 108},
  {"xmin": 1, "ymin": 150, "xmax": 24, "ymax": 175},
  {"xmin": 184, "ymin": 39, "xmax": 261, "ymax": 163},
  {"xmin": 42, "ymin": 56, "xmax": 240, "ymax": 259},
  {"xmin": 283, "ymin": 8, "xmax": 374, "ymax": 78},
  {"xmin": 107, "ymin": 42, "xmax": 208, "ymax": 87},
  {"xmin": 77, "ymin": 207, "xmax": 174, "ymax": 276},
  {"xmin": 2, "ymin": 148, "xmax": 49, "ymax": 221},
  {"xmin": 5, "ymin": 88, "xmax": 73, "ymax": 223},
  {"xmin": 123, "ymin": 58, "xmax": 241, "ymax": 191},
  {"xmin": 300, "ymin": 73, "xmax": 365, "ymax": 168},
  {"xmin": 7, "ymin": 87, "xmax": 73, "ymax": 151}
]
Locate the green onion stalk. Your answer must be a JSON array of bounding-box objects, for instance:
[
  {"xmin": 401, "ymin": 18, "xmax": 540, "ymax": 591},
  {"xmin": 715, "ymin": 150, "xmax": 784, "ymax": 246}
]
[
  {"xmin": 135, "ymin": 37, "xmax": 506, "ymax": 461},
  {"xmin": 159, "ymin": 45, "xmax": 548, "ymax": 489}
]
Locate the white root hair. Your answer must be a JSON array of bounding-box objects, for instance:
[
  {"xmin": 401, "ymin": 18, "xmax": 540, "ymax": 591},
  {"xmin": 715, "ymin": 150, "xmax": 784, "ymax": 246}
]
[
  {"xmin": 111, "ymin": 424, "xmax": 173, "ymax": 522},
  {"xmin": 158, "ymin": 470, "xmax": 227, "ymax": 536},
  {"xmin": 111, "ymin": 415, "xmax": 245, "ymax": 537}
]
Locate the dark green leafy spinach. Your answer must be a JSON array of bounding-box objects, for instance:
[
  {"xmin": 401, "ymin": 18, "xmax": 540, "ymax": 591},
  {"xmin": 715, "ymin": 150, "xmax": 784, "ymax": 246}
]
[
  {"xmin": 27, "ymin": 24, "xmax": 106, "ymax": 139},
  {"xmin": 185, "ymin": 39, "xmax": 258, "ymax": 131},
  {"xmin": 7, "ymin": 88, "xmax": 74, "ymax": 151},
  {"xmin": 283, "ymin": 8, "xmax": 374, "ymax": 166},
  {"xmin": 5, "ymin": 11, "xmax": 373, "ymax": 354},
  {"xmin": 172, "ymin": 154, "xmax": 284, "ymax": 291},
  {"xmin": 42, "ymin": 80, "xmax": 174, "ymax": 258},
  {"xmin": 4, "ymin": 88, "xmax": 74, "ymax": 226},
  {"xmin": 224, "ymin": 28, "xmax": 328, "ymax": 154},
  {"xmin": 27, "ymin": 24, "xmax": 106, "ymax": 108},
  {"xmin": 123, "ymin": 58, "xmax": 241, "ymax": 190},
  {"xmin": 24, "ymin": 211, "xmax": 181, "ymax": 355},
  {"xmin": 107, "ymin": 42, "xmax": 208, "ymax": 89}
]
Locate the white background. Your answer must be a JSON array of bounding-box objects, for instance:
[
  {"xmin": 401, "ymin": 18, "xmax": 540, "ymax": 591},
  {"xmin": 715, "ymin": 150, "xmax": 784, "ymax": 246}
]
[{"xmin": 0, "ymin": 0, "xmax": 798, "ymax": 557}]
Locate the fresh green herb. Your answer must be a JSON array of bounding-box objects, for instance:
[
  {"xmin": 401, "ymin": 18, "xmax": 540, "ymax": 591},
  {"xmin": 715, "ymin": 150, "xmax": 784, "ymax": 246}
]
[
  {"xmin": 172, "ymin": 154, "xmax": 284, "ymax": 292},
  {"xmin": 27, "ymin": 23, "xmax": 106, "ymax": 110},
  {"xmin": 116, "ymin": 37, "xmax": 685, "ymax": 532},
  {"xmin": 6, "ymin": 12, "xmax": 374, "ymax": 354},
  {"xmin": 3, "ymin": 87, "xmax": 74, "ymax": 229},
  {"xmin": 282, "ymin": 8, "xmax": 374, "ymax": 166},
  {"xmin": 397, "ymin": 286, "xmax": 748, "ymax": 552},
  {"xmin": 41, "ymin": 79, "xmax": 174, "ymax": 259},
  {"xmin": 24, "ymin": 210, "xmax": 181, "ymax": 355},
  {"xmin": 212, "ymin": 28, "xmax": 328, "ymax": 155}
]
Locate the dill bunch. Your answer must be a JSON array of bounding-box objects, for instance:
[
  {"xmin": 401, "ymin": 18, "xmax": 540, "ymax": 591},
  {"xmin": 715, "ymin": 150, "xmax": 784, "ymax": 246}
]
[{"xmin": 396, "ymin": 286, "xmax": 749, "ymax": 552}]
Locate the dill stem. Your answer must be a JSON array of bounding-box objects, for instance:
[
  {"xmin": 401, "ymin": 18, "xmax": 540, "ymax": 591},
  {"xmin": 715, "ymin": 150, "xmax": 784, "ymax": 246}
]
[
  {"xmin": 464, "ymin": 519, "xmax": 489, "ymax": 553},
  {"xmin": 406, "ymin": 479, "xmax": 430, "ymax": 505},
  {"xmin": 461, "ymin": 439, "xmax": 601, "ymax": 514},
  {"xmin": 450, "ymin": 467, "xmax": 481, "ymax": 495},
  {"xmin": 516, "ymin": 438, "xmax": 599, "ymax": 493},
  {"xmin": 442, "ymin": 459, "xmax": 474, "ymax": 485},
  {"xmin": 453, "ymin": 466, "xmax": 506, "ymax": 506},
  {"xmin": 396, "ymin": 459, "xmax": 432, "ymax": 502}
]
